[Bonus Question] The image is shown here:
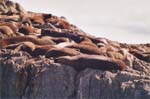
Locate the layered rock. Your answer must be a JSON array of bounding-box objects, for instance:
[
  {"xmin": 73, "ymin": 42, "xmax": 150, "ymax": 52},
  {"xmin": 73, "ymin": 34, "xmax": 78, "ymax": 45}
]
[{"xmin": 0, "ymin": 0, "xmax": 150, "ymax": 99}]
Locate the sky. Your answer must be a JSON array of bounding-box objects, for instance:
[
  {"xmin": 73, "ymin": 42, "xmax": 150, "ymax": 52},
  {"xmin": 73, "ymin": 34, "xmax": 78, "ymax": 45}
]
[{"xmin": 12, "ymin": 0, "xmax": 150, "ymax": 44}]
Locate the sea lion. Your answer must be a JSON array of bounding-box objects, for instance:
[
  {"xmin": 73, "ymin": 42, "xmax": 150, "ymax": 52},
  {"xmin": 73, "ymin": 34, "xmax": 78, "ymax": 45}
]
[
  {"xmin": 29, "ymin": 13, "xmax": 52, "ymax": 25},
  {"xmin": 79, "ymin": 37, "xmax": 98, "ymax": 48},
  {"xmin": 4, "ymin": 41, "xmax": 55, "ymax": 56},
  {"xmin": 18, "ymin": 25, "xmax": 41, "ymax": 35},
  {"xmin": 0, "ymin": 12, "xmax": 20, "ymax": 20},
  {"xmin": 42, "ymin": 13, "xmax": 52, "ymax": 20},
  {"xmin": 13, "ymin": 41, "xmax": 36, "ymax": 53},
  {"xmin": 55, "ymin": 54, "xmax": 126, "ymax": 71},
  {"xmin": 31, "ymin": 45, "xmax": 54, "ymax": 56},
  {"xmin": 0, "ymin": 35, "xmax": 55, "ymax": 47},
  {"xmin": 5, "ymin": 41, "xmax": 34, "ymax": 50},
  {"xmin": 129, "ymin": 50, "xmax": 150, "ymax": 62},
  {"xmin": 45, "ymin": 47, "xmax": 80, "ymax": 58},
  {"xmin": 16, "ymin": 42, "xmax": 80, "ymax": 57},
  {"xmin": 106, "ymin": 51, "xmax": 124, "ymax": 60},
  {"xmin": 0, "ymin": 32, "xmax": 7, "ymax": 39},
  {"xmin": 15, "ymin": 2, "xmax": 26, "ymax": 13},
  {"xmin": 66, "ymin": 44, "xmax": 101, "ymax": 55},
  {"xmin": 3, "ymin": 0, "xmax": 18, "ymax": 15},
  {"xmin": 106, "ymin": 46, "xmax": 118, "ymax": 52},
  {"xmin": 40, "ymin": 23, "xmax": 58, "ymax": 31},
  {"xmin": 30, "ymin": 16, "xmax": 45, "ymax": 25},
  {"xmin": 46, "ymin": 16, "xmax": 70, "ymax": 29},
  {"xmin": 99, "ymin": 47, "xmax": 107, "ymax": 53},
  {"xmin": 0, "ymin": 25, "xmax": 15, "ymax": 37},
  {"xmin": 55, "ymin": 19, "xmax": 70, "ymax": 29},
  {"xmin": 53, "ymin": 41, "xmax": 102, "ymax": 55},
  {"xmin": 41, "ymin": 29, "xmax": 81, "ymax": 43},
  {"xmin": 18, "ymin": 26, "xmax": 34, "ymax": 35},
  {"xmin": 119, "ymin": 48, "xmax": 134, "ymax": 68},
  {"xmin": 0, "ymin": 22, "xmax": 18, "ymax": 33},
  {"xmin": 41, "ymin": 36, "xmax": 70, "ymax": 44},
  {"xmin": 53, "ymin": 42, "xmax": 76, "ymax": 48},
  {"xmin": 91, "ymin": 37, "xmax": 109, "ymax": 45}
]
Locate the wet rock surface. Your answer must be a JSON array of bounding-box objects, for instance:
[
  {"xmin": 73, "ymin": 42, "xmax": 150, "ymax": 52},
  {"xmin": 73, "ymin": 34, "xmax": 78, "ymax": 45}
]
[{"xmin": 0, "ymin": 0, "xmax": 150, "ymax": 99}]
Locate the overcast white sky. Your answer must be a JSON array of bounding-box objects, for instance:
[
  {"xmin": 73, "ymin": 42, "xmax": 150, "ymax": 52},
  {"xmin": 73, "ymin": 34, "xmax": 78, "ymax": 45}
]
[{"xmin": 13, "ymin": 0, "xmax": 150, "ymax": 44}]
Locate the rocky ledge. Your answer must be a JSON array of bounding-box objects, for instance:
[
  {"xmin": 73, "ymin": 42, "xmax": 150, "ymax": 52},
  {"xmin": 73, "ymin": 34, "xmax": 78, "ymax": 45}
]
[{"xmin": 0, "ymin": 0, "xmax": 150, "ymax": 99}]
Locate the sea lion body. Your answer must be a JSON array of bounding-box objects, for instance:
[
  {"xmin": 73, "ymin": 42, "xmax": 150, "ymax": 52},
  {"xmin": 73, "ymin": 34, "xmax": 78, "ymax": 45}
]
[
  {"xmin": 41, "ymin": 29, "xmax": 81, "ymax": 43},
  {"xmin": 130, "ymin": 51, "xmax": 150, "ymax": 62},
  {"xmin": 45, "ymin": 47, "xmax": 80, "ymax": 58},
  {"xmin": 54, "ymin": 41, "xmax": 101, "ymax": 55},
  {"xmin": 41, "ymin": 36, "xmax": 70, "ymax": 44},
  {"xmin": 4, "ymin": 41, "xmax": 55, "ymax": 56},
  {"xmin": 32, "ymin": 45, "xmax": 54, "ymax": 56},
  {"xmin": 18, "ymin": 26, "xmax": 34, "ymax": 35},
  {"xmin": 0, "ymin": 22, "xmax": 18, "ymax": 33},
  {"xmin": 107, "ymin": 51, "xmax": 124, "ymax": 60},
  {"xmin": 55, "ymin": 54, "xmax": 126, "ymax": 71},
  {"xmin": 0, "ymin": 36, "xmax": 55, "ymax": 47},
  {"xmin": 30, "ymin": 16, "xmax": 45, "ymax": 25},
  {"xmin": 0, "ymin": 25, "xmax": 15, "ymax": 37},
  {"xmin": 79, "ymin": 37, "xmax": 98, "ymax": 48},
  {"xmin": 46, "ymin": 17, "xmax": 69, "ymax": 29},
  {"xmin": 67, "ymin": 44, "xmax": 101, "ymax": 55},
  {"xmin": 18, "ymin": 25, "xmax": 41, "ymax": 35}
]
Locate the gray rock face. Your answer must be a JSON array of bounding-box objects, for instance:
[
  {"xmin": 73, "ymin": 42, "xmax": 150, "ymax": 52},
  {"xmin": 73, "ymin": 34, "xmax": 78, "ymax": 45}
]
[{"xmin": 0, "ymin": 50, "xmax": 150, "ymax": 99}]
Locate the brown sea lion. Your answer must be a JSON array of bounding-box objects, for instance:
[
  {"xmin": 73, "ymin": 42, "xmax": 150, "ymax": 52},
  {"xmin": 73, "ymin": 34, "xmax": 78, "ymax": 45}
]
[
  {"xmin": 66, "ymin": 44, "xmax": 101, "ymax": 55},
  {"xmin": 99, "ymin": 47, "xmax": 107, "ymax": 53},
  {"xmin": 52, "ymin": 41, "xmax": 102, "ymax": 55},
  {"xmin": 0, "ymin": 36, "xmax": 55, "ymax": 47},
  {"xmin": 119, "ymin": 48, "xmax": 135, "ymax": 68},
  {"xmin": 0, "ymin": 32, "xmax": 7, "ymax": 39},
  {"xmin": 5, "ymin": 41, "xmax": 55, "ymax": 56},
  {"xmin": 0, "ymin": 25, "xmax": 15, "ymax": 37},
  {"xmin": 106, "ymin": 51, "xmax": 124, "ymax": 60},
  {"xmin": 45, "ymin": 47, "xmax": 80, "ymax": 58},
  {"xmin": 41, "ymin": 29, "xmax": 81, "ymax": 43},
  {"xmin": 30, "ymin": 16, "xmax": 45, "ymax": 25},
  {"xmin": 46, "ymin": 16, "xmax": 70, "ymax": 29},
  {"xmin": 18, "ymin": 26, "xmax": 34, "ymax": 35},
  {"xmin": 42, "ymin": 13, "xmax": 52, "ymax": 20},
  {"xmin": 106, "ymin": 46, "xmax": 118, "ymax": 52},
  {"xmin": 15, "ymin": 2, "xmax": 26, "ymax": 13},
  {"xmin": 0, "ymin": 22, "xmax": 18, "ymax": 33},
  {"xmin": 91, "ymin": 37, "xmax": 109, "ymax": 45},
  {"xmin": 41, "ymin": 36, "xmax": 70, "ymax": 44},
  {"xmin": 79, "ymin": 37, "xmax": 98, "ymax": 48},
  {"xmin": 53, "ymin": 42, "xmax": 76, "ymax": 48},
  {"xmin": 18, "ymin": 25, "xmax": 41, "ymax": 35},
  {"xmin": 55, "ymin": 19, "xmax": 70, "ymax": 29},
  {"xmin": 40, "ymin": 23, "xmax": 58, "ymax": 30},
  {"xmin": 55, "ymin": 54, "xmax": 126, "ymax": 71},
  {"xmin": 129, "ymin": 50, "xmax": 150, "ymax": 62},
  {"xmin": 32, "ymin": 45, "xmax": 55, "ymax": 57},
  {"xmin": 5, "ymin": 41, "xmax": 35, "ymax": 51},
  {"xmin": 16, "ymin": 42, "xmax": 79, "ymax": 57},
  {"xmin": 0, "ymin": 14, "xmax": 20, "ymax": 21},
  {"xmin": 29, "ymin": 13, "xmax": 52, "ymax": 25}
]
